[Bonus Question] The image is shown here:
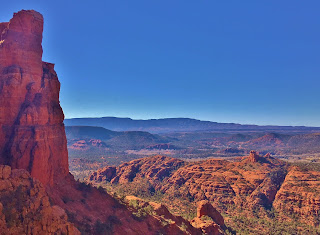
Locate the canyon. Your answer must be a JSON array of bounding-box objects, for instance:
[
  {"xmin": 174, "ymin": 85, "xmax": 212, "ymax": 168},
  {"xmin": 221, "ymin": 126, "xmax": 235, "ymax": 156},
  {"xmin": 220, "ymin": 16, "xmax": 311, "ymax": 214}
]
[
  {"xmin": 1, "ymin": 9, "xmax": 319, "ymax": 235},
  {"xmin": 89, "ymin": 152, "xmax": 320, "ymax": 234}
]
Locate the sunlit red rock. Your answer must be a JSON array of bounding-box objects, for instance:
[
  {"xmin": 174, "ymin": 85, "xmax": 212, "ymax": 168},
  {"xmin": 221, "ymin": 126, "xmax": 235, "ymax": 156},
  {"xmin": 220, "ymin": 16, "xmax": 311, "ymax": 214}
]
[
  {"xmin": 247, "ymin": 150, "xmax": 260, "ymax": 162},
  {"xmin": 196, "ymin": 200, "xmax": 225, "ymax": 227},
  {"xmin": 0, "ymin": 10, "xmax": 69, "ymax": 185},
  {"xmin": 89, "ymin": 152, "xmax": 320, "ymax": 230}
]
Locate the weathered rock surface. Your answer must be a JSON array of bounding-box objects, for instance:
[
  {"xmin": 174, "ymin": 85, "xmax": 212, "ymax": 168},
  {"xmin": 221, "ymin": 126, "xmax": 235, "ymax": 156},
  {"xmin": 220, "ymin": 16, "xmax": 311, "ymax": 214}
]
[
  {"xmin": 0, "ymin": 10, "xmax": 69, "ymax": 185},
  {"xmin": 47, "ymin": 173, "xmax": 207, "ymax": 235},
  {"xmin": 68, "ymin": 139, "xmax": 108, "ymax": 151},
  {"xmin": 273, "ymin": 166, "xmax": 320, "ymax": 226},
  {"xmin": 190, "ymin": 217, "xmax": 223, "ymax": 235},
  {"xmin": 91, "ymin": 153, "xmax": 285, "ymax": 207},
  {"xmin": 91, "ymin": 155, "xmax": 185, "ymax": 184},
  {"xmin": 0, "ymin": 165, "xmax": 79, "ymax": 234},
  {"xmin": 196, "ymin": 200, "xmax": 224, "ymax": 227},
  {"xmin": 90, "ymin": 166, "xmax": 117, "ymax": 182},
  {"xmin": 247, "ymin": 150, "xmax": 260, "ymax": 162},
  {"xmin": 89, "ymin": 152, "xmax": 320, "ymax": 230},
  {"xmin": 189, "ymin": 200, "xmax": 225, "ymax": 235},
  {"xmin": 124, "ymin": 195, "xmax": 202, "ymax": 235}
]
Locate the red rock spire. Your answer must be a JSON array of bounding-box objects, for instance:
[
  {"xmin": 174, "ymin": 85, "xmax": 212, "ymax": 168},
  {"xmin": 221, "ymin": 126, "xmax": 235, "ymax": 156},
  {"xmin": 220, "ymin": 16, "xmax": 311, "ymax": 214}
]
[
  {"xmin": 0, "ymin": 10, "xmax": 69, "ymax": 185},
  {"xmin": 248, "ymin": 150, "xmax": 260, "ymax": 162}
]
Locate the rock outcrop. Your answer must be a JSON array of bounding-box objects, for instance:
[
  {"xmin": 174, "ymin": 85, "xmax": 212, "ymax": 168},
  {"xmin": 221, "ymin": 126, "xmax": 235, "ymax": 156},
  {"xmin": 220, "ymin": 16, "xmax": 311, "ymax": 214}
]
[
  {"xmin": 89, "ymin": 153, "xmax": 286, "ymax": 207},
  {"xmin": 273, "ymin": 166, "xmax": 320, "ymax": 226},
  {"xmin": 89, "ymin": 152, "xmax": 320, "ymax": 232},
  {"xmin": 0, "ymin": 165, "xmax": 79, "ymax": 234},
  {"xmin": 124, "ymin": 195, "xmax": 202, "ymax": 235},
  {"xmin": 90, "ymin": 155, "xmax": 185, "ymax": 184},
  {"xmin": 247, "ymin": 150, "xmax": 260, "ymax": 162},
  {"xmin": 190, "ymin": 200, "xmax": 225, "ymax": 235},
  {"xmin": 90, "ymin": 166, "xmax": 117, "ymax": 182},
  {"xmin": 196, "ymin": 200, "xmax": 224, "ymax": 227},
  {"xmin": 0, "ymin": 10, "xmax": 69, "ymax": 185}
]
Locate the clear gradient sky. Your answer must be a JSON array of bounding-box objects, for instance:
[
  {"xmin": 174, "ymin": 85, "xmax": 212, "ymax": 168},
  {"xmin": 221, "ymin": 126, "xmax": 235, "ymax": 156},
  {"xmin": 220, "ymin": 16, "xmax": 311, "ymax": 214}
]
[{"xmin": 1, "ymin": 1, "xmax": 320, "ymax": 126}]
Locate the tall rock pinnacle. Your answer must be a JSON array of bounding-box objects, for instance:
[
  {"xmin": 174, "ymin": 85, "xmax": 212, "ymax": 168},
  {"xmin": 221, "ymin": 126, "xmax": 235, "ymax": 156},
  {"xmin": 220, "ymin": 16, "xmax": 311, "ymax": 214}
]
[{"xmin": 0, "ymin": 10, "xmax": 69, "ymax": 185}]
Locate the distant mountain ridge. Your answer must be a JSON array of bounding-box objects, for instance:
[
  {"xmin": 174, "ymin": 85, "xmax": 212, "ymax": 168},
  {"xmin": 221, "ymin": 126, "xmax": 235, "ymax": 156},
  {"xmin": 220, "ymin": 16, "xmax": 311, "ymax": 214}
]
[
  {"xmin": 64, "ymin": 117, "xmax": 320, "ymax": 133},
  {"xmin": 65, "ymin": 126, "xmax": 171, "ymax": 150}
]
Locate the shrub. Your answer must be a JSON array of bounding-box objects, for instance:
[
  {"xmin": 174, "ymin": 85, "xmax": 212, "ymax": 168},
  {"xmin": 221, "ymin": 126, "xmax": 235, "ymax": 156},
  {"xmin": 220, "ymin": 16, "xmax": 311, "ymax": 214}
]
[
  {"xmin": 94, "ymin": 216, "xmax": 122, "ymax": 235},
  {"xmin": 77, "ymin": 182, "xmax": 92, "ymax": 192},
  {"xmin": 62, "ymin": 196, "xmax": 73, "ymax": 204},
  {"xmin": 201, "ymin": 215, "xmax": 213, "ymax": 222},
  {"xmin": 0, "ymin": 185, "xmax": 28, "ymax": 227}
]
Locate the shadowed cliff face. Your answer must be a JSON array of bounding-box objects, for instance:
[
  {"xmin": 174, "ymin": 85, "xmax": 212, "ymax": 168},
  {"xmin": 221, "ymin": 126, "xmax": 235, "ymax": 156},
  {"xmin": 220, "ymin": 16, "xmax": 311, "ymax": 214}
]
[{"xmin": 0, "ymin": 10, "xmax": 69, "ymax": 185}]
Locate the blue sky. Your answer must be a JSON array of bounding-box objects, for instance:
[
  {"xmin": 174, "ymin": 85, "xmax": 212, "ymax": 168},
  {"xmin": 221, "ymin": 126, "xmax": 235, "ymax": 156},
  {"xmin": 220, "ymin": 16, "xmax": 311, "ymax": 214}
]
[{"xmin": 1, "ymin": 1, "xmax": 320, "ymax": 126}]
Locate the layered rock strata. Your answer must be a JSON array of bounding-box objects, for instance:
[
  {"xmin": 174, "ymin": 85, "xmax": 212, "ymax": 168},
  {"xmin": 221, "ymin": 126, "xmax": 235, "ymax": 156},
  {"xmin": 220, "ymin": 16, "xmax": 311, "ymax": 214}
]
[{"xmin": 89, "ymin": 153, "xmax": 320, "ymax": 229}]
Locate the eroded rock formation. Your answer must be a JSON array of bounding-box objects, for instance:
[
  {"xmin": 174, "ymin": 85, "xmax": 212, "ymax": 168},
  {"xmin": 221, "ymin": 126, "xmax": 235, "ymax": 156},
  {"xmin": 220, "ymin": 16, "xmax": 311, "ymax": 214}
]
[
  {"xmin": 196, "ymin": 200, "xmax": 224, "ymax": 227},
  {"xmin": 0, "ymin": 10, "xmax": 69, "ymax": 185},
  {"xmin": 90, "ymin": 155, "xmax": 185, "ymax": 184},
  {"xmin": 247, "ymin": 150, "xmax": 260, "ymax": 162},
  {"xmin": 190, "ymin": 200, "xmax": 225, "ymax": 235},
  {"xmin": 0, "ymin": 165, "xmax": 79, "ymax": 234},
  {"xmin": 89, "ymin": 152, "xmax": 320, "ymax": 232}
]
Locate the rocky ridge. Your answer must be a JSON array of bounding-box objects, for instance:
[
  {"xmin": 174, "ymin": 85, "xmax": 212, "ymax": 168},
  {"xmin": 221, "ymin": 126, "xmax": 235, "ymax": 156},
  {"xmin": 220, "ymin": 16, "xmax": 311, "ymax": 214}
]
[{"xmin": 89, "ymin": 152, "xmax": 320, "ymax": 233}]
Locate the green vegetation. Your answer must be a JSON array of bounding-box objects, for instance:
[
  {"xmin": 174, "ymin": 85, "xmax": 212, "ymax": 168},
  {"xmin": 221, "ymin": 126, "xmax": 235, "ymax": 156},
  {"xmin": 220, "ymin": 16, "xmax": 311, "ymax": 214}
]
[
  {"xmin": 290, "ymin": 162, "xmax": 320, "ymax": 172},
  {"xmin": 0, "ymin": 186, "xmax": 28, "ymax": 227},
  {"xmin": 104, "ymin": 178, "xmax": 320, "ymax": 235},
  {"xmin": 179, "ymin": 222, "xmax": 188, "ymax": 232},
  {"xmin": 94, "ymin": 216, "xmax": 122, "ymax": 235},
  {"xmin": 219, "ymin": 203, "xmax": 320, "ymax": 235},
  {"xmin": 69, "ymin": 126, "xmax": 320, "ymax": 234},
  {"xmin": 128, "ymin": 199, "xmax": 155, "ymax": 219},
  {"xmin": 228, "ymin": 213, "xmax": 320, "ymax": 235},
  {"xmin": 77, "ymin": 181, "xmax": 93, "ymax": 192},
  {"xmin": 159, "ymin": 216, "xmax": 174, "ymax": 227},
  {"xmin": 101, "ymin": 178, "xmax": 197, "ymax": 221},
  {"xmin": 201, "ymin": 215, "xmax": 213, "ymax": 222}
]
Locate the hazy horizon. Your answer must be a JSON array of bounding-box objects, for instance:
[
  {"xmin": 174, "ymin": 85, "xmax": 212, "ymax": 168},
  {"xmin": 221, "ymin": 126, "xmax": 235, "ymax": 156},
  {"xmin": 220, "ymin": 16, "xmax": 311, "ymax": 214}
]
[
  {"xmin": 2, "ymin": 1, "xmax": 320, "ymax": 127},
  {"xmin": 64, "ymin": 115, "xmax": 320, "ymax": 128}
]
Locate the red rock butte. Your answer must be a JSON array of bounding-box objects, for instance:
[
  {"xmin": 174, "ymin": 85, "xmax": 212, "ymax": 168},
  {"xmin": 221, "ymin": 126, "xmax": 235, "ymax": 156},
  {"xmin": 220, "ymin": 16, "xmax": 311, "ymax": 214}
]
[{"xmin": 0, "ymin": 10, "xmax": 69, "ymax": 185}]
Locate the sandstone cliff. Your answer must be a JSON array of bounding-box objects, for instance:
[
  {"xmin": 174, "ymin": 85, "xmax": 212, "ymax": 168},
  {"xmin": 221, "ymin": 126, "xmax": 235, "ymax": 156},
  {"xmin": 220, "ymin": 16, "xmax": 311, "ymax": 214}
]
[{"xmin": 0, "ymin": 10, "xmax": 69, "ymax": 186}]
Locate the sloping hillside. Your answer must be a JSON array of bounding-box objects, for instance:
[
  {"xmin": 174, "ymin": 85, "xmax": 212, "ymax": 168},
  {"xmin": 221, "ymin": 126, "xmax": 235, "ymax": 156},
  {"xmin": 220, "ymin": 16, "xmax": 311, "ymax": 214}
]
[{"xmin": 66, "ymin": 126, "xmax": 171, "ymax": 150}]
